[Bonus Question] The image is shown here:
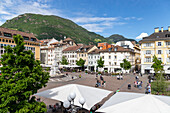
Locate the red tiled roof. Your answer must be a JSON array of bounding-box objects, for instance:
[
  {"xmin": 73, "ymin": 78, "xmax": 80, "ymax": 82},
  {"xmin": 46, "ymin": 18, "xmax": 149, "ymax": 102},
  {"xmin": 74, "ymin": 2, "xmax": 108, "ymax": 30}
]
[
  {"xmin": 0, "ymin": 27, "xmax": 38, "ymax": 41},
  {"xmin": 64, "ymin": 38, "xmax": 73, "ymax": 41},
  {"xmin": 63, "ymin": 45, "xmax": 82, "ymax": 52}
]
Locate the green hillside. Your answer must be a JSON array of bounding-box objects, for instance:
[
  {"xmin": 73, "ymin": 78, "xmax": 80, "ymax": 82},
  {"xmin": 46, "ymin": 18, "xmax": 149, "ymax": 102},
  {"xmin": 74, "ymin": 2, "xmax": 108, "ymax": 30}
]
[
  {"xmin": 1, "ymin": 13, "xmax": 110, "ymax": 45},
  {"xmin": 107, "ymin": 34, "xmax": 137, "ymax": 43}
]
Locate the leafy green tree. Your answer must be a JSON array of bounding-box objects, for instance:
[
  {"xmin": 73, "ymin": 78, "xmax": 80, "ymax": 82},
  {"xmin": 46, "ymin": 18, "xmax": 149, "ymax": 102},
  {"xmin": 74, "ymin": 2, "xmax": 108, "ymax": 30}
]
[
  {"xmin": 0, "ymin": 35, "xmax": 50, "ymax": 113},
  {"xmin": 97, "ymin": 57, "xmax": 104, "ymax": 70},
  {"xmin": 76, "ymin": 58, "xmax": 85, "ymax": 71},
  {"xmin": 151, "ymin": 75, "xmax": 168, "ymax": 94},
  {"xmin": 60, "ymin": 56, "xmax": 69, "ymax": 65},
  {"xmin": 120, "ymin": 59, "xmax": 131, "ymax": 71},
  {"xmin": 151, "ymin": 55, "xmax": 168, "ymax": 94},
  {"xmin": 151, "ymin": 55, "xmax": 163, "ymax": 76}
]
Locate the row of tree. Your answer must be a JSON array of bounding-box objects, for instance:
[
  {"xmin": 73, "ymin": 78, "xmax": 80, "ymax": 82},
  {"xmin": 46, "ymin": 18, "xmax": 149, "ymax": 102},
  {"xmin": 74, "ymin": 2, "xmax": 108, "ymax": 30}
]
[{"xmin": 61, "ymin": 55, "xmax": 131, "ymax": 72}]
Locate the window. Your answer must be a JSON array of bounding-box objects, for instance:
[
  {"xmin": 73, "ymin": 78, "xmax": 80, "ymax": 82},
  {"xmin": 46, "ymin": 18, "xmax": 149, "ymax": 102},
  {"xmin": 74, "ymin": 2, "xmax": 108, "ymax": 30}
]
[
  {"xmin": 1, "ymin": 44, "xmax": 3, "ymax": 48},
  {"xmin": 109, "ymin": 62, "xmax": 111, "ymax": 65},
  {"xmin": 145, "ymin": 43, "xmax": 151, "ymax": 47},
  {"xmin": 1, "ymin": 50, "xmax": 3, "ymax": 54},
  {"xmin": 158, "ymin": 58, "xmax": 162, "ymax": 61},
  {"xmin": 158, "ymin": 42, "xmax": 162, "ymax": 46},
  {"xmin": 165, "ymin": 34, "xmax": 170, "ymax": 37},
  {"xmin": 114, "ymin": 62, "xmax": 117, "ymax": 65},
  {"xmin": 115, "ymin": 56, "xmax": 117, "ymax": 59},
  {"xmin": 0, "ymin": 39, "xmax": 1, "ymax": 42},
  {"xmin": 109, "ymin": 56, "xmax": 111, "ymax": 59},
  {"xmin": 6, "ymin": 39, "xmax": 8, "ymax": 42},
  {"xmin": 9, "ymin": 40, "xmax": 11, "ymax": 43},
  {"xmin": 23, "ymin": 36, "xmax": 29, "ymax": 40},
  {"xmin": 146, "ymin": 50, "xmax": 151, "ymax": 54},
  {"xmin": 3, "ymin": 32, "xmax": 12, "ymax": 37},
  {"xmin": 2, "ymin": 39, "xmax": 5, "ymax": 42},
  {"xmin": 145, "ymin": 58, "xmax": 151, "ymax": 62},
  {"xmin": 12, "ymin": 40, "xmax": 14, "ymax": 43},
  {"xmin": 0, "ymin": 32, "xmax": 2, "ymax": 36},
  {"xmin": 102, "ymin": 56, "xmax": 104, "ymax": 59},
  {"xmin": 158, "ymin": 50, "xmax": 162, "ymax": 54},
  {"xmin": 82, "ymin": 54, "xmax": 83, "ymax": 57},
  {"xmin": 31, "ymin": 38, "xmax": 36, "ymax": 41},
  {"xmin": 114, "ymin": 48, "xmax": 117, "ymax": 51},
  {"xmin": 166, "ymin": 42, "xmax": 170, "ymax": 45}
]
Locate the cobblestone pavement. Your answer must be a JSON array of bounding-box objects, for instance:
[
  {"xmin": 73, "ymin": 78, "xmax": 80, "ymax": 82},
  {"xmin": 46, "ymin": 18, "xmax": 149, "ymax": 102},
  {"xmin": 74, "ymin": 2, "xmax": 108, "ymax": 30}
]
[{"xmin": 36, "ymin": 72, "xmax": 149, "ymax": 108}]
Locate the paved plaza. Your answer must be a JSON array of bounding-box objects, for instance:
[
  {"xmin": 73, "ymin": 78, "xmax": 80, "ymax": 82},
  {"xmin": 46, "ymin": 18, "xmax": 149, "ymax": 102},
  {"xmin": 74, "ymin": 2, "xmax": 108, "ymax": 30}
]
[{"xmin": 36, "ymin": 72, "xmax": 149, "ymax": 108}]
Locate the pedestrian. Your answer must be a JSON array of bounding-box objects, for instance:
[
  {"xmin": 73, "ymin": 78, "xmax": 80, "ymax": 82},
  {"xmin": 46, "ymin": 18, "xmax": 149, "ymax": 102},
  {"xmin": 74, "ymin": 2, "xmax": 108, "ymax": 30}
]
[
  {"xmin": 116, "ymin": 88, "xmax": 120, "ymax": 92},
  {"xmin": 128, "ymin": 83, "xmax": 131, "ymax": 89}
]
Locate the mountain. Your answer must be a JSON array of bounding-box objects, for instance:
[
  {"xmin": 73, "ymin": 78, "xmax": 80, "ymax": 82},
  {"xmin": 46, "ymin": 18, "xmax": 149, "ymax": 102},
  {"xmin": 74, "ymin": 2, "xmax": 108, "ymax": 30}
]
[
  {"xmin": 1, "ymin": 13, "xmax": 110, "ymax": 45},
  {"xmin": 107, "ymin": 34, "xmax": 137, "ymax": 43}
]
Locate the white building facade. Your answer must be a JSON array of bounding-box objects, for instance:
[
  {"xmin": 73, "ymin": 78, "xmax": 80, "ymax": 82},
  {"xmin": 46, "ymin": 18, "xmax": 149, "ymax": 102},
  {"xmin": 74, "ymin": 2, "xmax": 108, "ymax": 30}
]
[{"xmin": 88, "ymin": 49, "xmax": 100, "ymax": 71}]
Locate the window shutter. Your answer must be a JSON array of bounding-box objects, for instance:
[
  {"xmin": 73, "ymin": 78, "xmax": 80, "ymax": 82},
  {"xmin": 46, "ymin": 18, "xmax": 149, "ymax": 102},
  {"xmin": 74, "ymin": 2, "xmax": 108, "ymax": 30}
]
[
  {"xmin": 156, "ymin": 42, "xmax": 158, "ymax": 46},
  {"xmin": 161, "ymin": 50, "xmax": 163, "ymax": 54},
  {"xmin": 156, "ymin": 50, "xmax": 158, "ymax": 54}
]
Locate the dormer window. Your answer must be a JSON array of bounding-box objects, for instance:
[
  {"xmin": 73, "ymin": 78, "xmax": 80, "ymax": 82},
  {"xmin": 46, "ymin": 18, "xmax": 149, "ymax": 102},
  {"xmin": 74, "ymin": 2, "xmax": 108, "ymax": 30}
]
[
  {"xmin": 165, "ymin": 34, "xmax": 170, "ymax": 37},
  {"xmin": 114, "ymin": 48, "xmax": 117, "ymax": 51},
  {"xmin": 23, "ymin": 36, "xmax": 29, "ymax": 40},
  {"xmin": 3, "ymin": 32, "xmax": 12, "ymax": 37},
  {"xmin": 31, "ymin": 37, "xmax": 36, "ymax": 41}
]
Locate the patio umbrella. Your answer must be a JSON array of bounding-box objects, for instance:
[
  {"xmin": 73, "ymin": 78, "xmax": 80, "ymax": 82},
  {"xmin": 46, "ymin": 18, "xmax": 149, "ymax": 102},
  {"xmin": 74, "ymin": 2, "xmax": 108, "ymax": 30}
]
[{"xmin": 35, "ymin": 84, "xmax": 112, "ymax": 110}]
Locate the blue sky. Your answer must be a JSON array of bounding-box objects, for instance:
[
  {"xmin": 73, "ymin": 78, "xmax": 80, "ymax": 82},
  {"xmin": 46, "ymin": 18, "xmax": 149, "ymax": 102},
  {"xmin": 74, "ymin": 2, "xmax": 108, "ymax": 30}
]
[{"xmin": 0, "ymin": 0, "xmax": 170, "ymax": 40}]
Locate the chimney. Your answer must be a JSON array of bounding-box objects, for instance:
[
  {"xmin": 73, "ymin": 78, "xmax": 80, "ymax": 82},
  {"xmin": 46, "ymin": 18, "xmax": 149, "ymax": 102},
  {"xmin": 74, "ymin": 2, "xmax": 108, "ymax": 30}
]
[
  {"xmin": 154, "ymin": 27, "xmax": 159, "ymax": 33},
  {"xmin": 161, "ymin": 27, "xmax": 163, "ymax": 32},
  {"xmin": 168, "ymin": 26, "xmax": 170, "ymax": 32}
]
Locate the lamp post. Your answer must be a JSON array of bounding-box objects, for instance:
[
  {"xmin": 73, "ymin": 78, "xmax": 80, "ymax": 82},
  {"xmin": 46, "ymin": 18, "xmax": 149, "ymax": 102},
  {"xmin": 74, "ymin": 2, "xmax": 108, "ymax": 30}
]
[
  {"xmin": 63, "ymin": 100, "xmax": 70, "ymax": 112},
  {"xmin": 79, "ymin": 97, "xmax": 86, "ymax": 108},
  {"xmin": 69, "ymin": 92, "xmax": 76, "ymax": 104}
]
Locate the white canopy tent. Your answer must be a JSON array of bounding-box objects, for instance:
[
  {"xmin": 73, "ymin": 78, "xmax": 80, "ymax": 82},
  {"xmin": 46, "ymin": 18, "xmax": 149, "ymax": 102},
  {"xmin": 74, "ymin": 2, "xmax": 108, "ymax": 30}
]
[
  {"xmin": 35, "ymin": 84, "xmax": 111, "ymax": 110},
  {"xmin": 59, "ymin": 65, "xmax": 80, "ymax": 68},
  {"xmin": 97, "ymin": 92, "xmax": 170, "ymax": 113}
]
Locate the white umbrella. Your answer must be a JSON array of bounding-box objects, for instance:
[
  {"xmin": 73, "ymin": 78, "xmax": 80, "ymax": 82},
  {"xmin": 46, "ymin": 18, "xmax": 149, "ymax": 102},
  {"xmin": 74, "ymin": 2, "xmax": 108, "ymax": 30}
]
[
  {"xmin": 97, "ymin": 92, "xmax": 170, "ymax": 113},
  {"xmin": 35, "ymin": 84, "xmax": 111, "ymax": 110}
]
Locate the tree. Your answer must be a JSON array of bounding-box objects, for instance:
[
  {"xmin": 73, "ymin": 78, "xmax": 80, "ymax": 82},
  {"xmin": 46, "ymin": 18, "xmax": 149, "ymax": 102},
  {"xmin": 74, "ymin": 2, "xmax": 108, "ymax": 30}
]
[
  {"xmin": 151, "ymin": 75, "xmax": 168, "ymax": 94},
  {"xmin": 120, "ymin": 59, "xmax": 131, "ymax": 72},
  {"xmin": 0, "ymin": 35, "xmax": 50, "ymax": 113},
  {"xmin": 97, "ymin": 57, "xmax": 104, "ymax": 71},
  {"xmin": 76, "ymin": 58, "xmax": 85, "ymax": 71},
  {"xmin": 151, "ymin": 55, "xmax": 168, "ymax": 94},
  {"xmin": 60, "ymin": 56, "xmax": 69, "ymax": 65},
  {"xmin": 151, "ymin": 55, "xmax": 163, "ymax": 76}
]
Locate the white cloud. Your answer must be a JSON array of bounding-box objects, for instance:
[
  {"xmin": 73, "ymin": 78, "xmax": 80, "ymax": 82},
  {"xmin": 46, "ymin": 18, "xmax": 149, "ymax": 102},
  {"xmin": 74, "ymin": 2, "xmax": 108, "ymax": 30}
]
[
  {"xmin": 124, "ymin": 17, "xmax": 143, "ymax": 21},
  {"xmin": 81, "ymin": 22, "xmax": 126, "ymax": 33},
  {"xmin": 72, "ymin": 17, "xmax": 119, "ymax": 23},
  {"xmin": 136, "ymin": 32, "xmax": 148, "ymax": 39},
  {"xmin": 0, "ymin": 0, "xmax": 63, "ymax": 23}
]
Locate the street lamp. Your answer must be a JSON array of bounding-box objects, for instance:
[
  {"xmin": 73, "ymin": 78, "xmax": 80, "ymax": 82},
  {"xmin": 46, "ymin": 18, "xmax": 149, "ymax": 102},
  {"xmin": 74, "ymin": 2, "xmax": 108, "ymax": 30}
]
[
  {"xmin": 63, "ymin": 100, "xmax": 70, "ymax": 109},
  {"xmin": 69, "ymin": 92, "xmax": 76, "ymax": 104},
  {"xmin": 67, "ymin": 95, "xmax": 72, "ymax": 103},
  {"xmin": 79, "ymin": 97, "xmax": 86, "ymax": 108}
]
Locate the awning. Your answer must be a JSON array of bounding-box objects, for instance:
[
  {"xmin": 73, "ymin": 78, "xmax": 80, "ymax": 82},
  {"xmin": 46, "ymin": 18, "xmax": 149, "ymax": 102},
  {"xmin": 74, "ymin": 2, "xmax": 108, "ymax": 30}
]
[
  {"xmin": 35, "ymin": 84, "xmax": 112, "ymax": 110},
  {"xmin": 97, "ymin": 92, "xmax": 170, "ymax": 113}
]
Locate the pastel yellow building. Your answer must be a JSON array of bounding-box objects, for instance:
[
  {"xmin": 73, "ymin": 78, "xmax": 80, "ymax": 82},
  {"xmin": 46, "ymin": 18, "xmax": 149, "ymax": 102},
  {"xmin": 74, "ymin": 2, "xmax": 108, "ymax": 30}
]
[
  {"xmin": 77, "ymin": 45, "xmax": 98, "ymax": 66},
  {"xmin": 0, "ymin": 27, "xmax": 40, "ymax": 60},
  {"xmin": 140, "ymin": 27, "xmax": 170, "ymax": 74}
]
